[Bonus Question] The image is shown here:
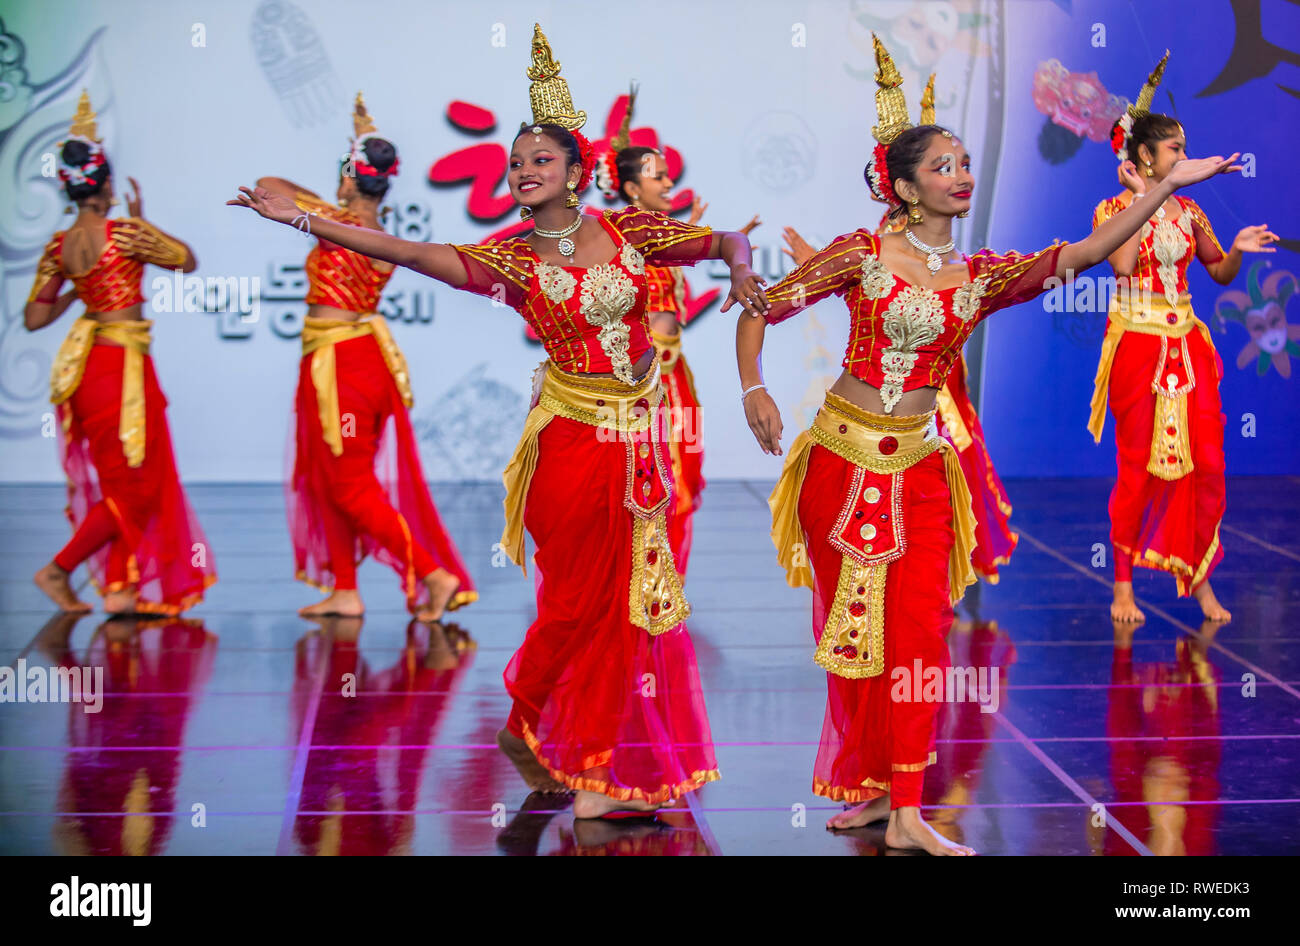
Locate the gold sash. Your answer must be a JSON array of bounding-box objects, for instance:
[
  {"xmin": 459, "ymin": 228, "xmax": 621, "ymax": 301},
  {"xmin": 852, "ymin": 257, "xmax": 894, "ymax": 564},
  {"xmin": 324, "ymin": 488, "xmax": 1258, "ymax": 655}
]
[
  {"xmin": 1088, "ymin": 293, "xmax": 1210, "ymax": 442},
  {"xmin": 501, "ymin": 362, "xmax": 661, "ymax": 572},
  {"xmin": 300, "ymin": 316, "xmax": 413, "ymax": 457},
  {"xmin": 769, "ymin": 392, "xmax": 978, "ymax": 679},
  {"xmin": 50, "ymin": 318, "xmax": 152, "ymax": 467}
]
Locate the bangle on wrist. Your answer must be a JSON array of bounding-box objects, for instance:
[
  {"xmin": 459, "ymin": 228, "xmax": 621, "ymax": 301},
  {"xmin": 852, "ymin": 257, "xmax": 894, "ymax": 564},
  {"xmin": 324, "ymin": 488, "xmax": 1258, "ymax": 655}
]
[{"xmin": 741, "ymin": 383, "xmax": 766, "ymax": 402}]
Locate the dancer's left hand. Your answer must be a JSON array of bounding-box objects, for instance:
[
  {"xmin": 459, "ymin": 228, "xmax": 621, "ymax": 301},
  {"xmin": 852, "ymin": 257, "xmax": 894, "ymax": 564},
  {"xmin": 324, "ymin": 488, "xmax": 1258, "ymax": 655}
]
[
  {"xmin": 1233, "ymin": 224, "xmax": 1280, "ymax": 254},
  {"xmin": 722, "ymin": 264, "xmax": 768, "ymax": 318},
  {"xmin": 125, "ymin": 177, "xmax": 143, "ymax": 217}
]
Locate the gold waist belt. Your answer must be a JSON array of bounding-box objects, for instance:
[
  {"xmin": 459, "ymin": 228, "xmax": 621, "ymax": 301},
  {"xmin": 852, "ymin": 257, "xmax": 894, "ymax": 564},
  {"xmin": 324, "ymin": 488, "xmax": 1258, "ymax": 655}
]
[
  {"xmin": 808, "ymin": 392, "xmax": 942, "ymax": 473},
  {"xmin": 300, "ymin": 315, "xmax": 412, "ymax": 456},
  {"xmin": 50, "ymin": 317, "xmax": 153, "ymax": 467},
  {"xmin": 651, "ymin": 328, "xmax": 683, "ymax": 372},
  {"xmin": 537, "ymin": 361, "xmax": 662, "ymax": 432},
  {"xmin": 1110, "ymin": 292, "xmax": 1198, "ymax": 337}
]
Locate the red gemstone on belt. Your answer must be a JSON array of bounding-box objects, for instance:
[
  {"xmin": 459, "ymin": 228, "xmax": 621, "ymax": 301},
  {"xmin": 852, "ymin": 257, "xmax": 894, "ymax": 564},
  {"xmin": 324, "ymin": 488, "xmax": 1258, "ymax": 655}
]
[
  {"xmin": 635, "ymin": 398, "xmax": 650, "ymax": 410},
  {"xmin": 838, "ymin": 424, "xmax": 848, "ymax": 434},
  {"xmin": 1166, "ymin": 313, "xmax": 1178, "ymax": 325},
  {"xmin": 662, "ymin": 350, "xmax": 670, "ymax": 360},
  {"xmin": 647, "ymin": 550, "xmax": 658, "ymax": 565},
  {"xmin": 879, "ymin": 436, "xmax": 898, "ymax": 455},
  {"xmin": 841, "ymin": 645, "xmax": 858, "ymax": 659},
  {"xmin": 1167, "ymin": 454, "xmax": 1177, "ymax": 463},
  {"xmin": 849, "ymin": 602, "xmax": 866, "ymax": 617},
  {"xmin": 596, "ymin": 399, "xmax": 605, "ymax": 407},
  {"xmin": 1166, "ymin": 426, "xmax": 1176, "ymax": 436},
  {"xmin": 650, "ymin": 602, "xmax": 661, "ymax": 617}
]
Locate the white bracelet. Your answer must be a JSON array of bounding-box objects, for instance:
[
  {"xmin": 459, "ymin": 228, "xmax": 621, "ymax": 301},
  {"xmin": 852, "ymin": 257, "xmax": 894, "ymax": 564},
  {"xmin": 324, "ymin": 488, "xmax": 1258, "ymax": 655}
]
[
  {"xmin": 290, "ymin": 212, "xmax": 315, "ymax": 236},
  {"xmin": 741, "ymin": 383, "xmax": 767, "ymax": 401}
]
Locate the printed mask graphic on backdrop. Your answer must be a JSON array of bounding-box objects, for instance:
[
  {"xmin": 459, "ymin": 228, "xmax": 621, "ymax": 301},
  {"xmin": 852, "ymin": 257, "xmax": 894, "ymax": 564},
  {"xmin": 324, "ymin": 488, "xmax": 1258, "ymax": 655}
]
[
  {"xmin": 249, "ymin": 0, "xmax": 342, "ymax": 129},
  {"xmin": 1214, "ymin": 262, "xmax": 1300, "ymax": 379}
]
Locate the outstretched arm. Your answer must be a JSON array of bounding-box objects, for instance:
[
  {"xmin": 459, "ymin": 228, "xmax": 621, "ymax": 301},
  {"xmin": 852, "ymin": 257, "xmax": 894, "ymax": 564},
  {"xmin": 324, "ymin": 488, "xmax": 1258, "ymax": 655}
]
[
  {"xmin": 736, "ymin": 310, "xmax": 783, "ymax": 456},
  {"xmin": 25, "ymin": 287, "xmax": 79, "ymax": 332},
  {"xmin": 228, "ymin": 185, "xmax": 468, "ymax": 288},
  {"xmin": 1204, "ymin": 224, "xmax": 1279, "ymax": 285},
  {"xmin": 1058, "ymin": 153, "xmax": 1241, "ymax": 282}
]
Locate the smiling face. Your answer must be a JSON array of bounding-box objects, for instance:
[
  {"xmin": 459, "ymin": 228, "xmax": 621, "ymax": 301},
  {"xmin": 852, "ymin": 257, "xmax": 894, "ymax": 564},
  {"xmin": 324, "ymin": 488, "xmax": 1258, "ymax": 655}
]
[
  {"xmin": 1137, "ymin": 126, "xmax": 1187, "ymax": 182},
  {"xmin": 892, "ymin": 132, "xmax": 974, "ymax": 219},
  {"xmin": 623, "ymin": 151, "xmax": 674, "ymax": 212},
  {"xmin": 509, "ymin": 129, "xmax": 581, "ymax": 212}
]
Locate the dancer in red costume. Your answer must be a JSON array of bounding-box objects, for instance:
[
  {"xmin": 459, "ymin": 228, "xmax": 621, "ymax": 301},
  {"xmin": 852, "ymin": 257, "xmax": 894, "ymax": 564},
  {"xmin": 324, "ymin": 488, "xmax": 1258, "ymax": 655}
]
[
  {"xmin": 231, "ymin": 26, "xmax": 764, "ymax": 818},
  {"xmin": 595, "ymin": 85, "xmax": 760, "ymax": 576},
  {"xmin": 738, "ymin": 35, "xmax": 1240, "ymax": 854},
  {"xmin": 254, "ymin": 94, "xmax": 476, "ymax": 622},
  {"xmin": 1092, "ymin": 53, "xmax": 1277, "ymax": 624},
  {"xmin": 26, "ymin": 92, "xmax": 215, "ymax": 617}
]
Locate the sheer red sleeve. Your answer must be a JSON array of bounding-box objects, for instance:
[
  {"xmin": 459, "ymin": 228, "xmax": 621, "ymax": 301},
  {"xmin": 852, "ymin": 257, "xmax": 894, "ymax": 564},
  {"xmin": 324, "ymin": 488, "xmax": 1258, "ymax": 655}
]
[
  {"xmin": 968, "ymin": 241, "xmax": 1069, "ymax": 315},
  {"xmin": 1091, "ymin": 195, "xmax": 1128, "ymax": 232},
  {"xmin": 610, "ymin": 207, "xmax": 714, "ymax": 266},
  {"xmin": 450, "ymin": 240, "xmax": 532, "ymax": 311},
  {"xmin": 762, "ymin": 230, "xmax": 874, "ymax": 326},
  {"xmin": 1182, "ymin": 198, "xmax": 1227, "ymax": 266},
  {"xmin": 27, "ymin": 235, "xmax": 64, "ymax": 303}
]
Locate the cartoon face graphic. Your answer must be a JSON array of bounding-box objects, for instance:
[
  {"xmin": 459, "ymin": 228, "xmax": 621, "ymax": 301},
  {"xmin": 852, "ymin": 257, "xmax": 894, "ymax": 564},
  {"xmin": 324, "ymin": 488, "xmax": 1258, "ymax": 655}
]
[
  {"xmin": 1032, "ymin": 59, "xmax": 1127, "ymax": 143},
  {"xmin": 1215, "ymin": 261, "xmax": 1300, "ymax": 378}
]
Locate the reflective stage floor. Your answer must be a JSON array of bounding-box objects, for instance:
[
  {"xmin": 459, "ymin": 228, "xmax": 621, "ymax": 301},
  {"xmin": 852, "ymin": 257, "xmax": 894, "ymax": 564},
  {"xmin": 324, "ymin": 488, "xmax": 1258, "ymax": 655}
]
[{"xmin": 1, "ymin": 478, "xmax": 1297, "ymax": 856}]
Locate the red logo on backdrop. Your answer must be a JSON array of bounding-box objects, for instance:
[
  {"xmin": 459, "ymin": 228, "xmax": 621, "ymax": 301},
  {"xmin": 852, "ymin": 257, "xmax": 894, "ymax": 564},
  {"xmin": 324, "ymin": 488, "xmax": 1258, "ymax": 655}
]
[{"xmin": 428, "ymin": 95, "xmax": 720, "ymax": 340}]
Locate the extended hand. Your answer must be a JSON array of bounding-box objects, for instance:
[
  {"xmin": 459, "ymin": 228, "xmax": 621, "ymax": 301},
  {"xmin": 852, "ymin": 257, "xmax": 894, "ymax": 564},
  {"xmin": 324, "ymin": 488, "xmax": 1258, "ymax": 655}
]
[
  {"xmin": 1233, "ymin": 224, "xmax": 1280, "ymax": 254},
  {"xmin": 227, "ymin": 185, "xmax": 302, "ymax": 225},
  {"xmin": 721, "ymin": 265, "xmax": 769, "ymax": 318},
  {"xmin": 782, "ymin": 226, "xmax": 815, "ymax": 265},
  {"xmin": 739, "ymin": 214, "xmax": 762, "ymax": 236},
  {"xmin": 1166, "ymin": 153, "xmax": 1241, "ymax": 189},
  {"xmin": 744, "ymin": 389, "xmax": 784, "ymax": 456},
  {"xmin": 125, "ymin": 176, "xmax": 143, "ymax": 218},
  {"xmin": 688, "ymin": 196, "xmax": 709, "ymax": 226}
]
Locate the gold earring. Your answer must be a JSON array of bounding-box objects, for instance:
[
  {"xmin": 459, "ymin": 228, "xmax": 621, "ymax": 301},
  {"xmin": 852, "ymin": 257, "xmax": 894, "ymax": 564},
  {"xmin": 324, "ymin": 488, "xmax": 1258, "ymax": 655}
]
[
  {"xmin": 339, "ymin": 197, "xmax": 350, "ymax": 207},
  {"xmin": 957, "ymin": 209, "xmax": 970, "ymax": 219},
  {"xmin": 565, "ymin": 180, "xmax": 580, "ymax": 208},
  {"xmin": 519, "ymin": 205, "xmax": 533, "ymax": 220},
  {"xmin": 907, "ymin": 197, "xmax": 923, "ymax": 225}
]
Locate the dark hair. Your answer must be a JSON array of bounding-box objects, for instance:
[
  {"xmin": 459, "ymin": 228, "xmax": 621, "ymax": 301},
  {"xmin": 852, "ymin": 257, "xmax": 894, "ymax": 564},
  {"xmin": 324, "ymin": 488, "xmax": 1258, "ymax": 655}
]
[
  {"xmin": 1126, "ymin": 112, "xmax": 1183, "ymax": 166},
  {"xmin": 340, "ymin": 136, "xmax": 398, "ymax": 199},
  {"xmin": 866, "ymin": 124, "xmax": 953, "ymax": 217},
  {"xmin": 513, "ymin": 122, "xmax": 581, "ymax": 170},
  {"xmin": 61, "ymin": 139, "xmax": 111, "ymax": 201},
  {"xmin": 614, "ymin": 145, "xmax": 659, "ymax": 202}
]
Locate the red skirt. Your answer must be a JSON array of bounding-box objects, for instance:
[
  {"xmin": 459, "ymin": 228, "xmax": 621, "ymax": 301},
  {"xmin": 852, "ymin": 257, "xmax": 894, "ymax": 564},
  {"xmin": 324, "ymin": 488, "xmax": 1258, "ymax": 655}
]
[
  {"xmin": 938, "ymin": 359, "xmax": 1017, "ymax": 582},
  {"xmin": 504, "ymin": 403, "xmax": 718, "ymax": 804},
  {"xmin": 799, "ymin": 447, "xmax": 955, "ymax": 808},
  {"xmin": 659, "ymin": 348, "xmax": 705, "ymax": 576},
  {"xmin": 56, "ymin": 344, "xmax": 215, "ymax": 612},
  {"xmin": 1107, "ymin": 330, "xmax": 1225, "ymax": 594},
  {"xmin": 289, "ymin": 334, "xmax": 476, "ymax": 609}
]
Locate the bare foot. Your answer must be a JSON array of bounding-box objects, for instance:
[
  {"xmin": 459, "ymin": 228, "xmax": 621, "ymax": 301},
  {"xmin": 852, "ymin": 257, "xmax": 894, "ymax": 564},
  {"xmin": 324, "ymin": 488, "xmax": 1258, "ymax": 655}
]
[
  {"xmin": 884, "ymin": 806, "xmax": 976, "ymax": 855},
  {"xmin": 1192, "ymin": 581, "xmax": 1231, "ymax": 622},
  {"xmin": 572, "ymin": 790, "xmax": 663, "ymax": 820},
  {"xmin": 496, "ymin": 729, "xmax": 567, "ymax": 794},
  {"xmin": 298, "ymin": 589, "xmax": 363, "ymax": 617},
  {"xmin": 103, "ymin": 588, "xmax": 138, "ymax": 615},
  {"xmin": 414, "ymin": 568, "xmax": 460, "ymax": 623},
  {"xmin": 1111, "ymin": 581, "xmax": 1145, "ymax": 623},
  {"xmin": 33, "ymin": 563, "xmax": 91, "ymax": 613},
  {"xmin": 827, "ymin": 794, "xmax": 891, "ymax": 829}
]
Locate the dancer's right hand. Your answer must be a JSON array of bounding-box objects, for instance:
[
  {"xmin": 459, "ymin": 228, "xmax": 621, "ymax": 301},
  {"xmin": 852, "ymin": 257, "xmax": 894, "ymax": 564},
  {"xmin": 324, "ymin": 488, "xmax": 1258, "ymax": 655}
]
[
  {"xmin": 227, "ymin": 186, "xmax": 301, "ymax": 225},
  {"xmin": 1166, "ymin": 153, "xmax": 1242, "ymax": 190},
  {"xmin": 1117, "ymin": 160, "xmax": 1145, "ymax": 195},
  {"xmin": 744, "ymin": 389, "xmax": 784, "ymax": 456},
  {"xmin": 782, "ymin": 226, "xmax": 815, "ymax": 266}
]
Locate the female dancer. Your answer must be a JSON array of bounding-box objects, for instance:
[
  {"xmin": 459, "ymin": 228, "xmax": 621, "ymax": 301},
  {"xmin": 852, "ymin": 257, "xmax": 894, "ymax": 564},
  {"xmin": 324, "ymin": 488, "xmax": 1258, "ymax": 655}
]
[
  {"xmin": 27, "ymin": 92, "xmax": 215, "ymax": 616},
  {"xmin": 595, "ymin": 86, "xmax": 759, "ymax": 575},
  {"xmin": 736, "ymin": 36, "xmax": 1239, "ymax": 854},
  {"xmin": 254, "ymin": 94, "xmax": 475, "ymax": 621},
  {"xmin": 231, "ymin": 25, "xmax": 763, "ymax": 817},
  {"xmin": 1092, "ymin": 53, "xmax": 1277, "ymax": 623}
]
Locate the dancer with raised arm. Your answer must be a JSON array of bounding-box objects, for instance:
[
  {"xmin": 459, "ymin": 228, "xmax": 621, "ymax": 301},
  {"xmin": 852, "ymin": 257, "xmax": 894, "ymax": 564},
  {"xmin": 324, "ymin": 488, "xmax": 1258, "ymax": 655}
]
[
  {"xmin": 1092, "ymin": 53, "xmax": 1277, "ymax": 624},
  {"xmin": 27, "ymin": 92, "xmax": 215, "ymax": 616},
  {"xmin": 735, "ymin": 36, "xmax": 1240, "ymax": 854},
  {"xmin": 254, "ymin": 93, "xmax": 476, "ymax": 622},
  {"xmin": 231, "ymin": 26, "xmax": 765, "ymax": 818}
]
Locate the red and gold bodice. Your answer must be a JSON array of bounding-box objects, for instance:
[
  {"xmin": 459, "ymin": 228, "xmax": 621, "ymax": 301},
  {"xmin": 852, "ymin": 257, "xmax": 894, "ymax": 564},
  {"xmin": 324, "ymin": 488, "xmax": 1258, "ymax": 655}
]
[
  {"xmin": 453, "ymin": 207, "xmax": 712, "ymax": 384},
  {"xmin": 295, "ymin": 193, "xmax": 394, "ymax": 313},
  {"xmin": 764, "ymin": 231, "xmax": 1065, "ymax": 412},
  {"xmin": 644, "ymin": 264, "xmax": 686, "ymax": 320},
  {"xmin": 1092, "ymin": 194, "xmax": 1225, "ymax": 307},
  {"xmin": 28, "ymin": 218, "xmax": 187, "ymax": 312}
]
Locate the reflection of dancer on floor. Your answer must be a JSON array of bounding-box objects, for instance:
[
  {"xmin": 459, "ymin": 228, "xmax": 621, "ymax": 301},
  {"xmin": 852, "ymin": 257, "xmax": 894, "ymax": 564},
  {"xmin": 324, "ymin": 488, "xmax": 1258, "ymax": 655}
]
[
  {"xmin": 27, "ymin": 92, "xmax": 214, "ymax": 617},
  {"xmin": 1091, "ymin": 53, "xmax": 1277, "ymax": 624},
  {"xmin": 254, "ymin": 94, "xmax": 475, "ymax": 623},
  {"xmin": 741, "ymin": 36, "xmax": 1239, "ymax": 854},
  {"xmin": 595, "ymin": 85, "xmax": 760, "ymax": 576},
  {"xmin": 232, "ymin": 26, "xmax": 762, "ymax": 819}
]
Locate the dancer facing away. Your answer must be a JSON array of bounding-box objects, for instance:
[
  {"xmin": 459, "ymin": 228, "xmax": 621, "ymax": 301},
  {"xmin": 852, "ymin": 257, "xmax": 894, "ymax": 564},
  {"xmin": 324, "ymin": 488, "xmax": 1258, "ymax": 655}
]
[
  {"xmin": 232, "ymin": 25, "xmax": 764, "ymax": 818},
  {"xmin": 781, "ymin": 74, "xmax": 1018, "ymax": 587},
  {"xmin": 735, "ymin": 36, "xmax": 1240, "ymax": 854},
  {"xmin": 1091, "ymin": 52, "xmax": 1277, "ymax": 624},
  {"xmin": 594, "ymin": 83, "xmax": 760, "ymax": 576},
  {"xmin": 254, "ymin": 94, "xmax": 476, "ymax": 622},
  {"xmin": 27, "ymin": 91, "xmax": 216, "ymax": 616}
]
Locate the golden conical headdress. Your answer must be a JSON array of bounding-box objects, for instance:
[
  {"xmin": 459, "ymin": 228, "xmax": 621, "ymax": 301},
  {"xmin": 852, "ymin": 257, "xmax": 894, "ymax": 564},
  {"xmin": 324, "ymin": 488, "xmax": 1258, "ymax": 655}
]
[
  {"xmin": 918, "ymin": 73, "xmax": 936, "ymax": 125},
  {"xmin": 69, "ymin": 89, "xmax": 99, "ymax": 141},
  {"xmin": 1127, "ymin": 50, "xmax": 1170, "ymax": 120},
  {"xmin": 353, "ymin": 91, "xmax": 377, "ymax": 138},
  {"xmin": 611, "ymin": 82, "xmax": 637, "ymax": 153},
  {"xmin": 871, "ymin": 33, "xmax": 911, "ymax": 144},
  {"xmin": 526, "ymin": 24, "xmax": 586, "ymax": 131}
]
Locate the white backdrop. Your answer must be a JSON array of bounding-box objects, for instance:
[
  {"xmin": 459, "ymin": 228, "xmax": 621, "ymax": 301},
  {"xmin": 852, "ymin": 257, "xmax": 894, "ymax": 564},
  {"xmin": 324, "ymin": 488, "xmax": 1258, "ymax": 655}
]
[{"xmin": 0, "ymin": 0, "xmax": 1012, "ymax": 482}]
